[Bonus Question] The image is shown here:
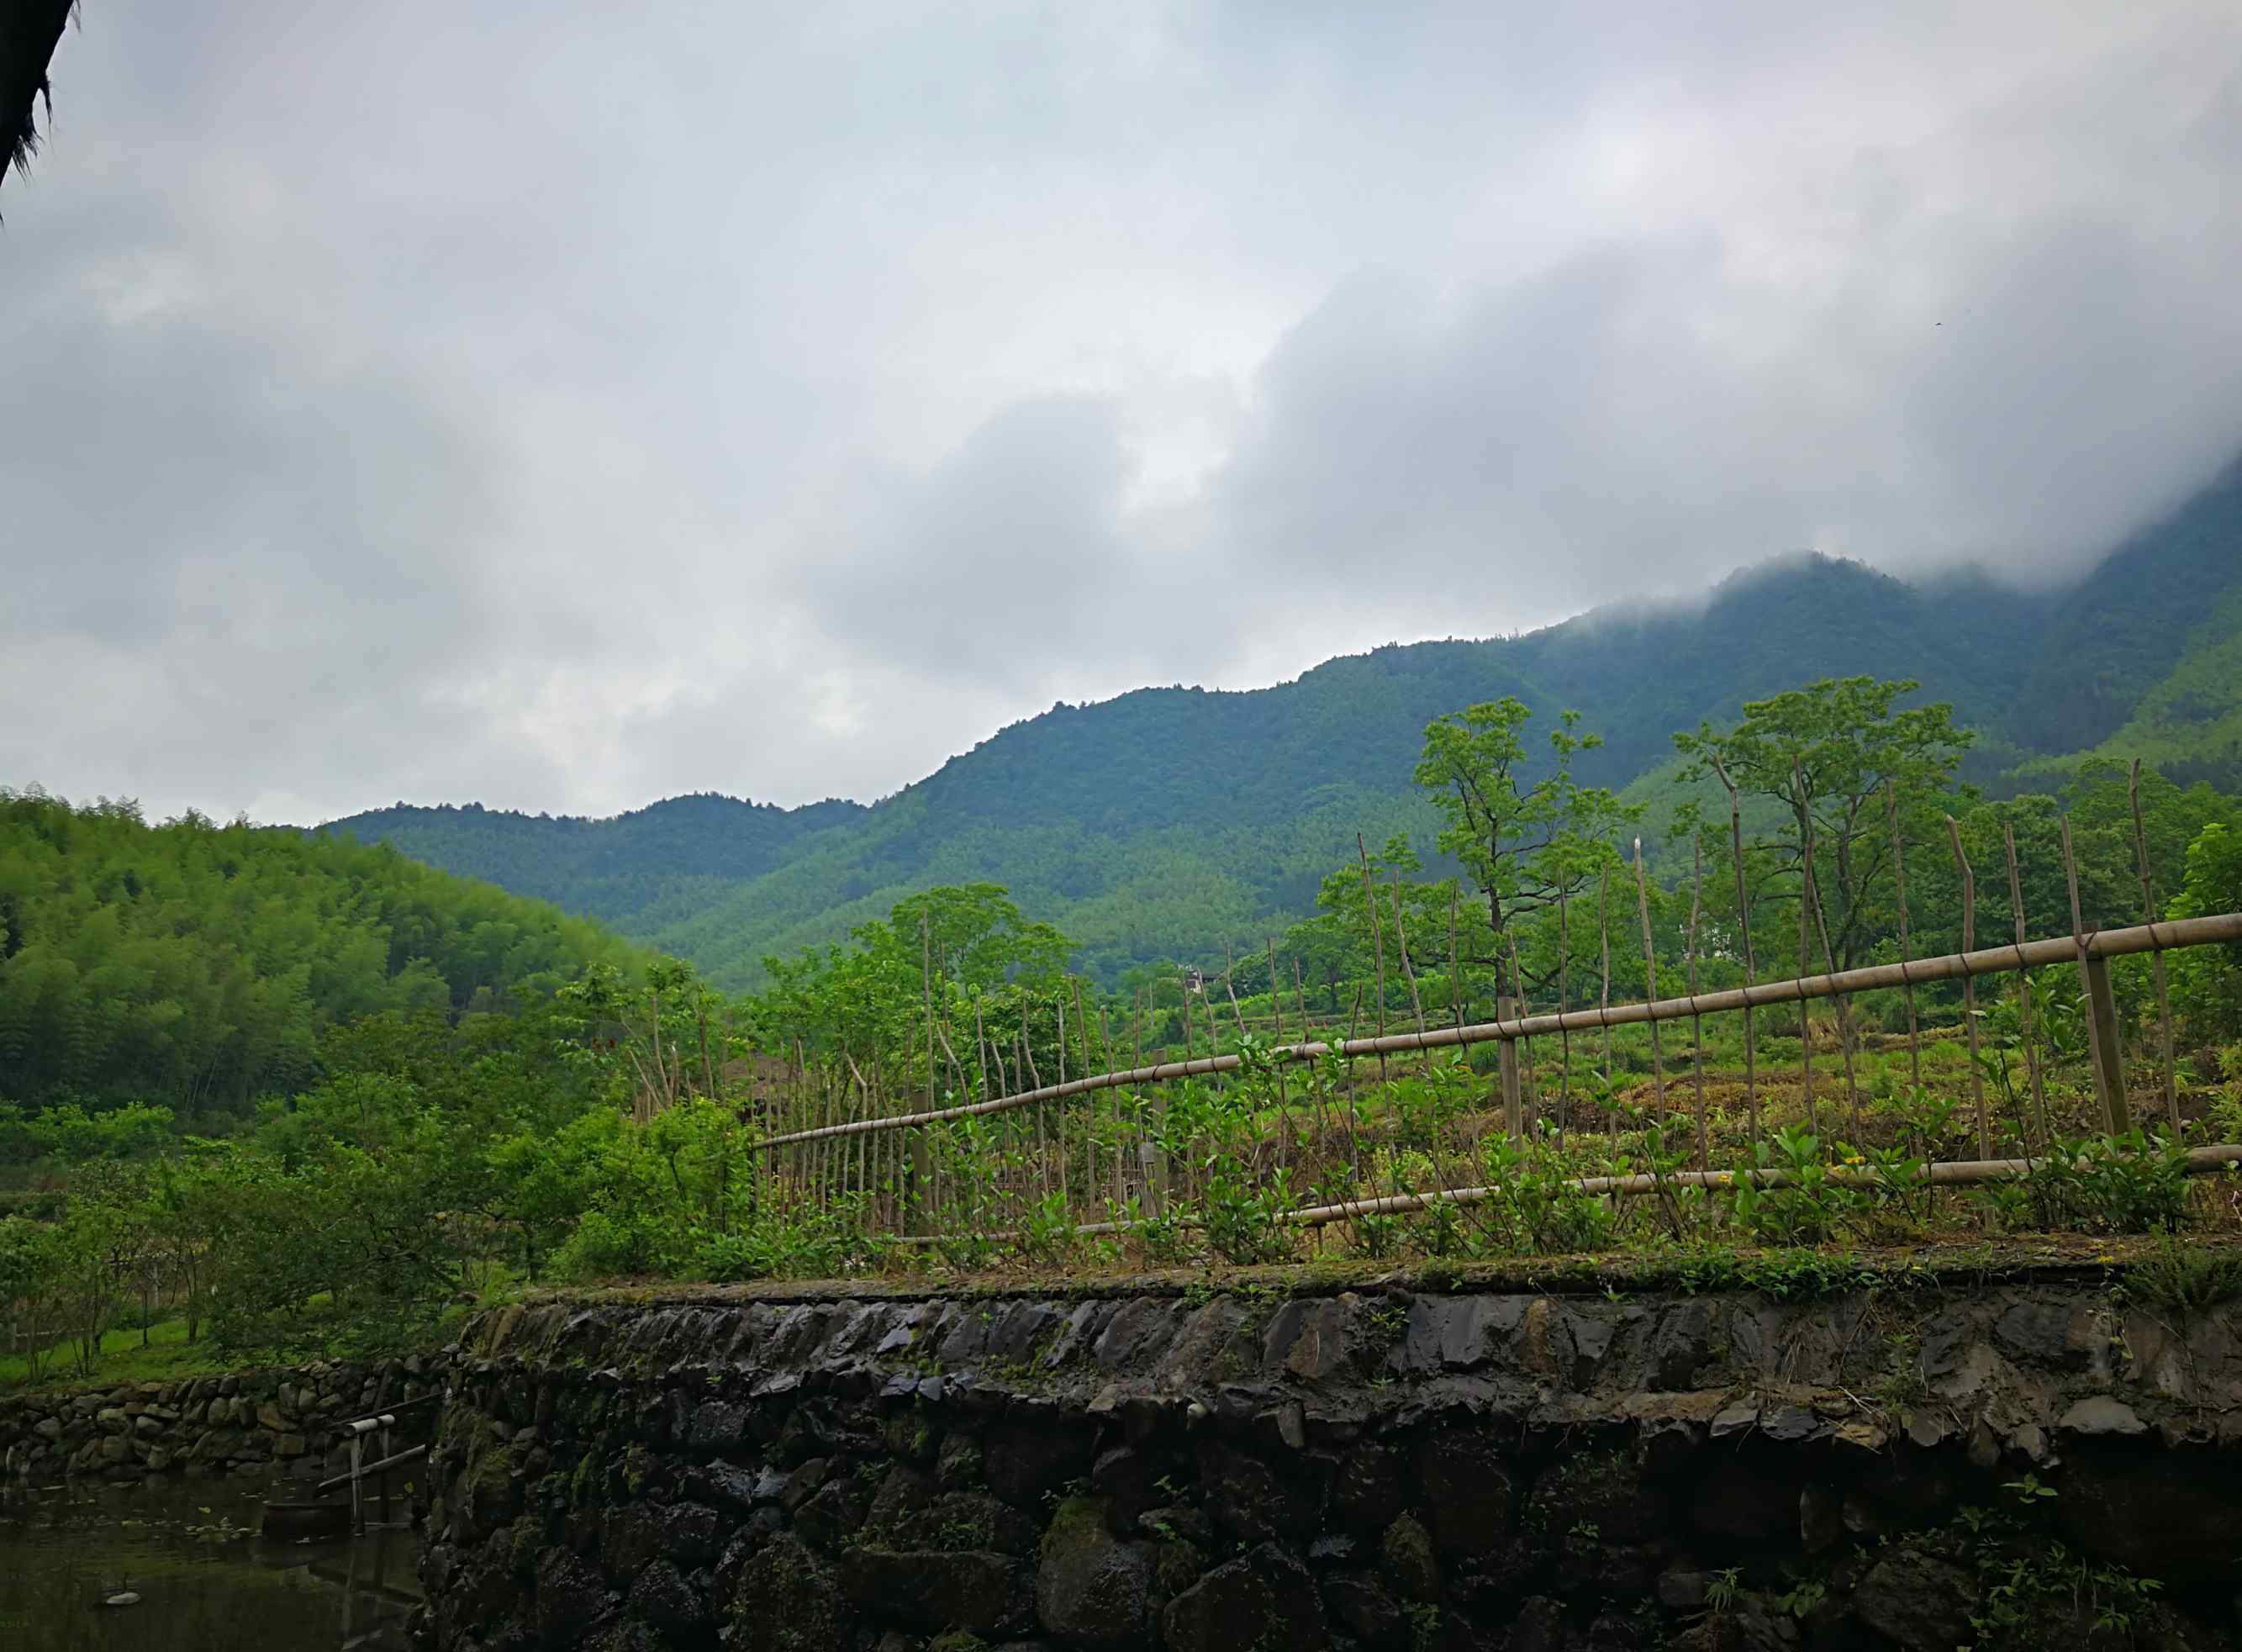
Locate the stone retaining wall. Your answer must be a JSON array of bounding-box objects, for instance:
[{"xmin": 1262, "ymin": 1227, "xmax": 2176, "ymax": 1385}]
[
  {"xmin": 1, "ymin": 1354, "xmax": 442, "ymax": 1483},
  {"xmin": 420, "ymin": 1275, "xmax": 2242, "ymax": 1651}
]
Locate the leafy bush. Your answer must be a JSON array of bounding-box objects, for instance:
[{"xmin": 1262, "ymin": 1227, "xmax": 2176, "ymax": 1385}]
[{"xmin": 1996, "ymin": 1132, "xmax": 2194, "ymax": 1234}]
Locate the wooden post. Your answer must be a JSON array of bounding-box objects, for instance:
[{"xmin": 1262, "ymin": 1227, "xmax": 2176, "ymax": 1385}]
[
  {"xmin": 1633, "ymin": 838, "xmax": 1666, "ymax": 1121},
  {"xmin": 1499, "ymin": 1025, "xmax": 1523, "ymax": 1137},
  {"xmin": 1945, "ymin": 816, "xmax": 1991, "ymax": 1159},
  {"xmin": 2062, "ymin": 816, "xmax": 2130, "ymax": 1134},
  {"xmin": 1554, "ymin": 884, "xmax": 1573, "ymax": 1132},
  {"xmin": 2129, "ymin": 760, "xmax": 2181, "ymax": 1133},
  {"xmin": 2002, "ymin": 822, "xmax": 2050, "ymax": 1149}
]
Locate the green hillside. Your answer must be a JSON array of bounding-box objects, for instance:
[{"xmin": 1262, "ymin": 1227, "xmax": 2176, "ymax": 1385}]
[
  {"xmin": 0, "ymin": 790, "xmax": 646, "ymax": 1123},
  {"xmin": 320, "ymin": 452, "xmax": 2242, "ymax": 987},
  {"xmin": 2009, "ymin": 455, "xmax": 2242, "ymax": 760}
]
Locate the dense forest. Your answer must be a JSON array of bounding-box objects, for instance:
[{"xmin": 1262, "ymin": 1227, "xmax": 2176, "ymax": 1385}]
[
  {"xmin": 324, "ymin": 451, "xmax": 2242, "ymax": 987},
  {"xmin": 0, "ymin": 790, "xmax": 645, "ymax": 1125}
]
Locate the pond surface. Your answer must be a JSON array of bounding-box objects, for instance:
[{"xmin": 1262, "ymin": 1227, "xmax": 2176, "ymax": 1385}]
[{"xmin": 0, "ymin": 1474, "xmax": 421, "ymax": 1652}]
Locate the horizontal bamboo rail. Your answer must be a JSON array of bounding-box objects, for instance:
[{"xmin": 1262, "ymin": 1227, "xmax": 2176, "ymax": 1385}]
[
  {"xmin": 889, "ymin": 1143, "xmax": 2242, "ymax": 1244},
  {"xmin": 760, "ymin": 911, "xmax": 2242, "ymax": 1149}
]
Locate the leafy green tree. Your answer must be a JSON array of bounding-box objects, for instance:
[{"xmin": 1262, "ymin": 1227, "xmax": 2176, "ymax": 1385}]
[
  {"xmin": 1413, "ymin": 699, "xmax": 1635, "ymax": 989},
  {"xmin": 2169, "ymin": 820, "xmax": 2242, "ymax": 1041},
  {"xmin": 1675, "ymin": 677, "xmax": 1972, "ymax": 976}
]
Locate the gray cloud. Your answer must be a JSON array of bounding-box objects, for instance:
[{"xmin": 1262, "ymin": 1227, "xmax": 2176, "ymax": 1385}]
[{"xmin": 3, "ymin": 2, "xmax": 2239, "ymax": 823}]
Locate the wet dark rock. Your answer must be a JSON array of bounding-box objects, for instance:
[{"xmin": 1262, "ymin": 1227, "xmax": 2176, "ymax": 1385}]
[
  {"xmin": 533, "ymin": 1550, "xmax": 610, "ymax": 1645},
  {"xmin": 1416, "ymin": 1432, "xmax": 1512, "ymax": 1558},
  {"xmin": 1691, "ymin": 1461, "xmax": 1798, "ymax": 1546},
  {"xmin": 1161, "ymin": 1542, "xmax": 1329, "ymax": 1652},
  {"xmin": 2056, "ymin": 1446, "xmax": 2242, "ymax": 1585},
  {"xmin": 727, "ymin": 1534, "xmax": 850, "ymax": 1652},
  {"xmin": 685, "ymin": 1399, "xmax": 748, "ymax": 1451},
  {"xmin": 1036, "ymin": 1496, "xmax": 1154, "ymax": 1649},
  {"xmin": 1331, "ymin": 1438, "xmax": 1406, "ymax": 1531},
  {"xmin": 1089, "ymin": 1444, "xmax": 1170, "ymax": 1533},
  {"xmin": 681, "ymin": 1459, "xmax": 758, "ymax": 1512},
  {"xmin": 1307, "ymin": 1532, "xmax": 1357, "ymax": 1565},
  {"xmin": 1197, "ymin": 1437, "xmax": 1321, "ymax": 1541},
  {"xmin": 839, "ymin": 1546, "xmax": 1024, "ymax": 1634},
  {"xmin": 1321, "ymin": 1571, "xmax": 1405, "ymax": 1647},
  {"xmin": 1851, "ymin": 1549, "xmax": 1977, "ymax": 1650},
  {"xmin": 2056, "ymin": 1396, "xmax": 2144, "ymax": 1437},
  {"xmin": 1380, "ymin": 1514, "xmax": 1440, "ymax": 1602},
  {"xmin": 1994, "ymin": 1301, "xmax": 2092, "ymax": 1369},
  {"xmin": 624, "ymin": 1559, "xmax": 709, "ymax": 1641},
  {"xmin": 793, "ymin": 1475, "xmax": 871, "ymax": 1549},
  {"xmin": 985, "ymin": 1421, "xmax": 1095, "ymax": 1509}
]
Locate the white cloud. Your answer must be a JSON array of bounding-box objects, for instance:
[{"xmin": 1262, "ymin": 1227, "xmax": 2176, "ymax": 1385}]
[{"xmin": 4, "ymin": 0, "xmax": 2239, "ymax": 822}]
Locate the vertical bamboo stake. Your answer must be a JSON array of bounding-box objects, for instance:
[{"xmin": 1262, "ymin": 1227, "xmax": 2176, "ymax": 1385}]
[
  {"xmin": 1685, "ymin": 832, "xmax": 1709, "ymax": 1166},
  {"xmin": 1294, "ymin": 956, "xmax": 1311, "ymax": 1044},
  {"xmin": 1632, "ymin": 838, "xmax": 1666, "ymax": 1122},
  {"xmin": 1711, "ymin": 755, "xmax": 1759, "ymax": 1143},
  {"xmin": 1554, "ymin": 884, "xmax": 1572, "ymax": 1132},
  {"xmin": 1885, "ymin": 781, "xmax": 1922, "ymax": 1090},
  {"xmin": 2129, "ymin": 760, "xmax": 2181, "ymax": 1133},
  {"xmin": 1945, "ymin": 816, "xmax": 1991, "ymax": 1158},
  {"xmin": 1222, "ymin": 941, "xmax": 1249, "ymax": 1039},
  {"xmin": 1389, "ymin": 869, "xmax": 1431, "ymax": 1082},
  {"xmin": 1100, "ymin": 1000, "xmax": 1122, "ymax": 1212},
  {"xmin": 2002, "ymin": 821, "xmax": 2050, "ymax": 1150},
  {"xmin": 1358, "ymin": 836, "xmax": 1392, "ymax": 1085},
  {"xmin": 2063, "ymin": 815, "xmax": 2131, "ymax": 1134}
]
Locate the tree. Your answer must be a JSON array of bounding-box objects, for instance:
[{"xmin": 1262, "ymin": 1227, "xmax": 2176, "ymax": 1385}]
[
  {"xmin": 3, "ymin": 3, "xmax": 76, "ymax": 195},
  {"xmin": 2168, "ymin": 820, "xmax": 2242, "ymax": 1041},
  {"xmin": 1674, "ymin": 678, "xmax": 1973, "ymax": 978},
  {"xmin": 1412, "ymin": 699, "xmax": 1636, "ymax": 985}
]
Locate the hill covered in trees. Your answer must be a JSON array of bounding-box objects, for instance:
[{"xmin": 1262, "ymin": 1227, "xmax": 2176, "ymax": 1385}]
[
  {"xmin": 0, "ymin": 791, "xmax": 647, "ymax": 1125},
  {"xmin": 322, "ymin": 453, "xmax": 2242, "ymax": 985}
]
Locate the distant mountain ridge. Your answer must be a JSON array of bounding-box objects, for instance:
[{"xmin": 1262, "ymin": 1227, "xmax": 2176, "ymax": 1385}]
[{"xmin": 319, "ymin": 454, "xmax": 2242, "ymax": 985}]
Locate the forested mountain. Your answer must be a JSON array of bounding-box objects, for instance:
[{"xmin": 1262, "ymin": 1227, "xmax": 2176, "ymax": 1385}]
[
  {"xmin": 0, "ymin": 792, "xmax": 646, "ymax": 1122},
  {"xmin": 321, "ymin": 453, "xmax": 2242, "ymax": 986},
  {"xmin": 324, "ymin": 793, "xmax": 867, "ymax": 931}
]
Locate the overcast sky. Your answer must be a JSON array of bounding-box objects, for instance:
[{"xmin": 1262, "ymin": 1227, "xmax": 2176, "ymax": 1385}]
[{"xmin": 7, "ymin": 3, "xmax": 2241, "ymax": 826}]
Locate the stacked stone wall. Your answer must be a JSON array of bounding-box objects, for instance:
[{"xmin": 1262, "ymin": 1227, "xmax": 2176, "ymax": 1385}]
[
  {"xmin": 1, "ymin": 1354, "xmax": 441, "ymax": 1483},
  {"xmin": 420, "ymin": 1278, "xmax": 2242, "ymax": 1651}
]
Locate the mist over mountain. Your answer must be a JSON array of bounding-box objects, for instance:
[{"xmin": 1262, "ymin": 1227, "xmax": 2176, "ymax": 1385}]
[{"xmin": 320, "ymin": 457, "xmax": 2242, "ymax": 986}]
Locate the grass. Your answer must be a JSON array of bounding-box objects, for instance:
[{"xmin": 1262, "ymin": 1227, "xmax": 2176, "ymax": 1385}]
[{"xmin": 0, "ymin": 1315, "xmax": 235, "ymax": 1395}]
